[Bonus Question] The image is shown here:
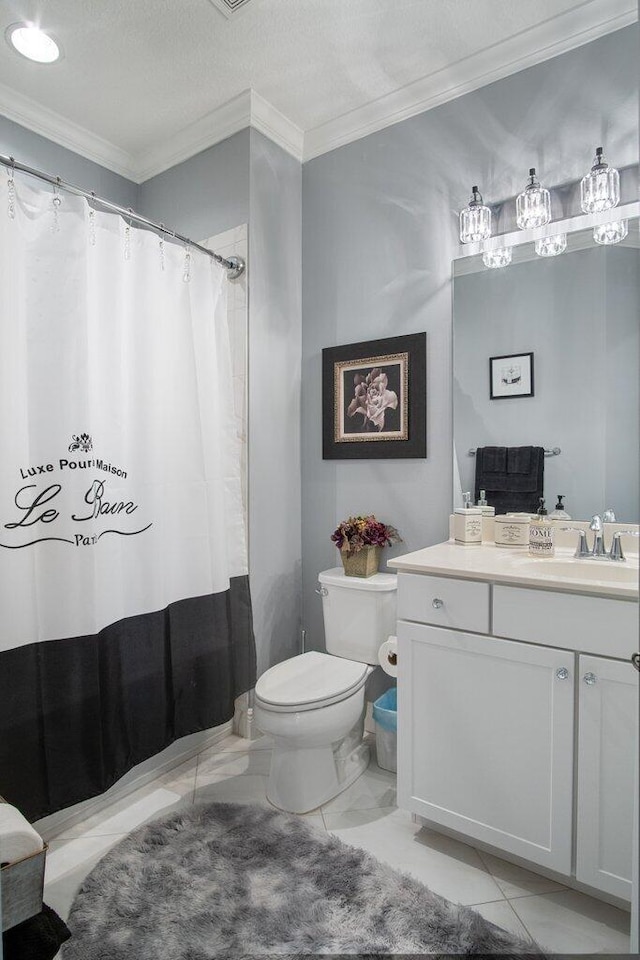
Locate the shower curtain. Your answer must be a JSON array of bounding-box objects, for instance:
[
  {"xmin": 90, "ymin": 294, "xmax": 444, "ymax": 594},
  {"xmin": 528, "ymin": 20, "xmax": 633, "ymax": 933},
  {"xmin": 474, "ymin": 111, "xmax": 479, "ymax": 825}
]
[{"xmin": 0, "ymin": 176, "xmax": 255, "ymax": 820}]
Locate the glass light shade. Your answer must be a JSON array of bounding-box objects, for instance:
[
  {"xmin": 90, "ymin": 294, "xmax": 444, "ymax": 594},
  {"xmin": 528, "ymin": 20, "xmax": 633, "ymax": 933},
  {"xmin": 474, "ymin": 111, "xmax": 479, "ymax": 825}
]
[
  {"xmin": 459, "ymin": 186, "xmax": 492, "ymax": 243},
  {"xmin": 535, "ymin": 234, "xmax": 567, "ymax": 257},
  {"xmin": 593, "ymin": 220, "xmax": 628, "ymax": 245},
  {"xmin": 581, "ymin": 148, "xmax": 620, "ymax": 214},
  {"xmin": 7, "ymin": 23, "xmax": 60, "ymax": 62},
  {"xmin": 482, "ymin": 247, "xmax": 512, "ymax": 269},
  {"xmin": 516, "ymin": 168, "xmax": 551, "ymax": 230}
]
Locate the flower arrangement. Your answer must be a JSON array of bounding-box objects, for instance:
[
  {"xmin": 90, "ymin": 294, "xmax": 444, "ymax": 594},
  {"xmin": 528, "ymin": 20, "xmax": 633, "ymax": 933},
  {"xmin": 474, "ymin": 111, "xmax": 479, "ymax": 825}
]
[{"xmin": 331, "ymin": 515, "xmax": 401, "ymax": 554}]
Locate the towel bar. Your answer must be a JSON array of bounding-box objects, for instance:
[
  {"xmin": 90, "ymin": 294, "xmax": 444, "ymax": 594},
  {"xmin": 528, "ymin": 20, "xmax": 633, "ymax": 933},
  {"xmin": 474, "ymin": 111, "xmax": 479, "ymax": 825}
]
[{"xmin": 468, "ymin": 447, "xmax": 561, "ymax": 457}]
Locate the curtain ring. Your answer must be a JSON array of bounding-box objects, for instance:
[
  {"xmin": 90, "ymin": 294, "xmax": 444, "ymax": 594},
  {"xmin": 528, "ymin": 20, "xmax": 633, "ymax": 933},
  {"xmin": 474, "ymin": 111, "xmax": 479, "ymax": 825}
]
[{"xmin": 7, "ymin": 156, "xmax": 16, "ymax": 220}]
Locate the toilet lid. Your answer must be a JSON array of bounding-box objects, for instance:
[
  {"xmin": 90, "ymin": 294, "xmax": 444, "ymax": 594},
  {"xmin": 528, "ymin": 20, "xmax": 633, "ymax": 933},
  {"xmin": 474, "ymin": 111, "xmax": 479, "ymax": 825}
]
[{"xmin": 255, "ymin": 651, "xmax": 369, "ymax": 708}]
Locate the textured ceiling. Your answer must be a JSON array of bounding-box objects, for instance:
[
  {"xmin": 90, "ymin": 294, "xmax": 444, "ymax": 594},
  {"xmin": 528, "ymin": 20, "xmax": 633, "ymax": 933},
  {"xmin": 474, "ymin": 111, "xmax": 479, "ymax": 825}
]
[{"xmin": 0, "ymin": 0, "xmax": 634, "ymax": 175}]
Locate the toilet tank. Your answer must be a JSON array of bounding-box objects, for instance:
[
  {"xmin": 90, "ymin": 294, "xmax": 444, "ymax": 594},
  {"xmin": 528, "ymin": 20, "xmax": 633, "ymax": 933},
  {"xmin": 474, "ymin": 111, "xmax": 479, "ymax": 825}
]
[{"xmin": 318, "ymin": 567, "xmax": 397, "ymax": 665}]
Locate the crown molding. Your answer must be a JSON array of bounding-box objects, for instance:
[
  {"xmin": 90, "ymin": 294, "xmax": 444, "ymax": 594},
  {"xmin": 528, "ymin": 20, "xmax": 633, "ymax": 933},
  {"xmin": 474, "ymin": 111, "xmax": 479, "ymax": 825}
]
[
  {"xmin": 133, "ymin": 90, "xmax": 253, "ymax": 183},
  {"xmin": 249, "ymin": 90, "xmax": 304, "ymax": 161},
  {"xmin": 0, "ymin": 81, "xmax": 136, "ymax": 180},
  {"xmin": 303, "ymin": 0, "xmax": 638, "ymax": 161},
  {"xmin": 125, "ymin": 89, "xmax": 304, "ymax": 182},
  {"xmin": 0, "ymin": 0, "xmax": 635, "ymax": 181}
]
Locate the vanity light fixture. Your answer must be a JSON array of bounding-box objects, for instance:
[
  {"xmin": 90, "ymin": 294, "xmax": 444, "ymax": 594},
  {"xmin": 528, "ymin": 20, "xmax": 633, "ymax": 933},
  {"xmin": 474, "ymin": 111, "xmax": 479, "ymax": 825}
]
[
  {"xmin": 5, "ymin": 22, "xmax": 61, "ymax": 63},
  {"xmin": 535, "ymin": 234, "xmax": 567, "ymax": 257},
  {"xmin": 482, "ymin": 247, "xmax": 512, "ymax": 269},
  {"xmin": 459, "ymin": 186, "xmax": 492, "ymax": 243},
  {"xmin": 516, "ymin": 168, "xmax": 551, "ymax": 230},
  {"xmin": 581, "ymin": 147, "xmax": 620, "ymax": 214},
  {"xmin": 593, "ymin": 220, "xmax": 628, "ymax": 245}
]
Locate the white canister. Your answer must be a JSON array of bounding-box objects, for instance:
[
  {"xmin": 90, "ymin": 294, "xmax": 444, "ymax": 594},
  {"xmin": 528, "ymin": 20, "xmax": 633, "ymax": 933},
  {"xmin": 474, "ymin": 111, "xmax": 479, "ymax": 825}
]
[
  {"xmin": 494, "ymin": 514, "xmax": 530, "ymax": 547},
  {"xmin": 454, "ymin": 508, "xmax": 483, "ymax": 544}
]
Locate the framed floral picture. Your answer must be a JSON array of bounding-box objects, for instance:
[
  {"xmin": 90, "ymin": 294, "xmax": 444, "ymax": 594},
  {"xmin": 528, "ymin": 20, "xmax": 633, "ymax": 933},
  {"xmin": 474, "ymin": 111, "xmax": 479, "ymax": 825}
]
[{"xmin": 322, "ymin": 332, "xmax": 426, "ymax": 459}]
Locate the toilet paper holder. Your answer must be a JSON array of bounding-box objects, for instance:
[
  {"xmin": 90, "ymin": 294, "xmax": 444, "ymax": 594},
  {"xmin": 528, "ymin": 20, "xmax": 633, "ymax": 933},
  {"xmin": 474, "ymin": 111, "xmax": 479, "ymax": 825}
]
[{"xmin": 378, "ymin": 636, "xmax": 398, "ymax": 677}]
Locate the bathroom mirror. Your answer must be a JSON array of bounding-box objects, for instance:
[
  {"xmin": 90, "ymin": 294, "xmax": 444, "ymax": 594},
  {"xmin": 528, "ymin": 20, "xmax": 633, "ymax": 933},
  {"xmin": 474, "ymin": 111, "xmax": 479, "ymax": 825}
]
[{"xmin": 453, "ymin": 214, "xmax": 639, "ymax": 523}]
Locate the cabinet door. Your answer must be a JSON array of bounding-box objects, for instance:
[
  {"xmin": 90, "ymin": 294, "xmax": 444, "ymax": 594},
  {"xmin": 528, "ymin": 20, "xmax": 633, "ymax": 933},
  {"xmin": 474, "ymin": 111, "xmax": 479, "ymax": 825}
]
[
  {"xmin": 576, "ymin": 654, "xmax": 638, "ymax": 900},
  {"xmin": 397, "ymin": 621, "xmax": 574, "ymax": 874}
]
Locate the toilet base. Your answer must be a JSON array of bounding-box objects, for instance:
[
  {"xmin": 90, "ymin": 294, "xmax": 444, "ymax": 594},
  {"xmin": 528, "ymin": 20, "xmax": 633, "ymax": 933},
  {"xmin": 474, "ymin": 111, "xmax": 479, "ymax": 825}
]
[{"xmin": 266, "ymin": 736, "xmax": 370, "ymax": 814}]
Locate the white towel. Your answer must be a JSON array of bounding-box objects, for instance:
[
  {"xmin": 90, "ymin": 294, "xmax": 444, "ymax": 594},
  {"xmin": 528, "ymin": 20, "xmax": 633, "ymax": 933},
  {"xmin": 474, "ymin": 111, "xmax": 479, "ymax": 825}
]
[{"xmin": 0, "ymin": 802, "xmax": 44, "ymax": 865}]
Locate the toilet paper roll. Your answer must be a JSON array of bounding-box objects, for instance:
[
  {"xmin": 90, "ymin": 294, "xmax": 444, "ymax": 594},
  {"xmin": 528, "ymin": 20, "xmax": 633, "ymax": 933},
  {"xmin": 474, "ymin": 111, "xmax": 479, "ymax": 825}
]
[
  {"xmin": 378, "ymin": 636, "xmax": 398, "ymax": 677},
  {"xmin": 0, "ymin": 803, "xmax": 44, "ymax": 865}
]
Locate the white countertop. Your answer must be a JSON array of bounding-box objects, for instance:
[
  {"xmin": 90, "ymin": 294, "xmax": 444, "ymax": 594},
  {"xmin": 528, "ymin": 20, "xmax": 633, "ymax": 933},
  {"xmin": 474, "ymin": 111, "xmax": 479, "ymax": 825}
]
[{"xmin": 388, "ymin": 541, "xmax": 639, "ymax": 600}]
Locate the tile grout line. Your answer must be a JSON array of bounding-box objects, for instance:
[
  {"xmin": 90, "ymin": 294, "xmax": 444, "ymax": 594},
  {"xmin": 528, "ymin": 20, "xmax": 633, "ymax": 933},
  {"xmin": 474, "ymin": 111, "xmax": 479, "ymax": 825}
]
[
  {"xmin": 502, "ymin": 899, "xmax": 537, "ymax": 945},
  {"xmin": 504, "ymin": 898, "xmax": 539, "ymax": 947},
  {"xmin": 474, "ymin": 846, "xmax": 570, "ymax": 905}
]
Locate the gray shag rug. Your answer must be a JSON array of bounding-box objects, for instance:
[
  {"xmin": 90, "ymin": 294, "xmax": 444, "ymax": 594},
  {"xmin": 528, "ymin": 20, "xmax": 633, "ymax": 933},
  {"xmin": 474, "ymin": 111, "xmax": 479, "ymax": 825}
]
[{"xmin": 62, "ymin": 801, "xmax": 541, "ymax": 957}]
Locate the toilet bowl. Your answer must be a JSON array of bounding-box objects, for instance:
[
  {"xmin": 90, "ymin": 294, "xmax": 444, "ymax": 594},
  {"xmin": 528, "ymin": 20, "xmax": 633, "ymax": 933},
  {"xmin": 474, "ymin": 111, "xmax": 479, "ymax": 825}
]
[
  {"xmin": 255, "ymin": 651, "xmax": 373, "ymax": 813},
  {"xmin": 255, "ymin": 567, "xmax": 397, "ymax": 814}
]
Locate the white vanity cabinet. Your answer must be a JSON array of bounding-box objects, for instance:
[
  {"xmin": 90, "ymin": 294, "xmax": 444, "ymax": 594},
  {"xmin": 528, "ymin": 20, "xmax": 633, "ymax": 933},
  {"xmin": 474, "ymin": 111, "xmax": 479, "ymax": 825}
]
[
  {"xmin": 576, "ymin": 655, "xmax": 637, "ymax": 900},
  {"xmin": 398, "ymin": 619, "xmax": 575, "ymax": 874},
  {"xmin": 394, "ymin": 566, "xmax": 639, "ymax": 900}
]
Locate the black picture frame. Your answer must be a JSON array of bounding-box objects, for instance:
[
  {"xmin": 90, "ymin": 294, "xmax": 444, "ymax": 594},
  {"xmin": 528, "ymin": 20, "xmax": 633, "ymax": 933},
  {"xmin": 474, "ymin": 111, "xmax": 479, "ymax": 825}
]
[
  {"xmin": 322, "ymin": 332, "xmax": 426, "ymax": 459},
  {"xmin": 489, "ymin": 352, "xmax": 534, "ymax": 400}
]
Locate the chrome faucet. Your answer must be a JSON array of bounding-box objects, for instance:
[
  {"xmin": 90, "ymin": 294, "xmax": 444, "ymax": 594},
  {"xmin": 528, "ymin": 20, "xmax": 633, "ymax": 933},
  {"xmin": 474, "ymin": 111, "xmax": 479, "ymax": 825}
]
[
  {"xmin": 558, "ymin": 527, "xmax": 591, "ymax": 558},
  {"xmin": 589, "ymin": 515, "xmax": 607, "ymax": 557},
  {"xmin": 609, "ymin": 530, "xmax": 640, "ymax": 562},
  {"xmin": 560, "ymin": 522, "xmax": 638, "ymax": 562}
]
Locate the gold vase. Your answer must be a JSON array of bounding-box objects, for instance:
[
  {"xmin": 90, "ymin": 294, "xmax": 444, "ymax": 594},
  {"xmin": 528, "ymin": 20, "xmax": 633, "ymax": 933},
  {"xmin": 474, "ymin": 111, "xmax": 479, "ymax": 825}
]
[{"xmin": 341, "ymin": 545, "xmax": 382, "ymax": 578}]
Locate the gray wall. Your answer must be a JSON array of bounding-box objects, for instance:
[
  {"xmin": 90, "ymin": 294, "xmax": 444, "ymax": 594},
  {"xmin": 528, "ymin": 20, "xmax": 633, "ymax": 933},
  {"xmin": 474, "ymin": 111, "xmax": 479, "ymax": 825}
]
[
  {"xmin": 137, "ymin": 129, "xmax": 250, "ymax": 240},
  {"xmin": 0, "ymin": 115, "xmax": 137, "ymax": 207},
  {"xmin": 248, "ymin": 129, "xmax": 302, "ymax": 675},
  {"xmin": 454, "ymin": 247, "xmax": 639, "ymax": 524},
  {"xmin": 140, "ymin": 127, "xmax": 302, "ymax": 678},
  {"xmin": 301, "ymin": 25, "xmax": 639, "ymax": 652}
]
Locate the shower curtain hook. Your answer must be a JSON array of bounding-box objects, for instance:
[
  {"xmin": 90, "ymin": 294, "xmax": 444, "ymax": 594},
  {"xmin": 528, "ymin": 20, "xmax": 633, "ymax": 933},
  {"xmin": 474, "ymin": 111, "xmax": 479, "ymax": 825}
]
[
  {"xmin": 88, "ymin": 191, "xmax": 97, "ymax": 246},
  {"xmin": 124, "ymin": 207, "xmax": 133, "ymax": 261},
  {"xmin": 51, "ymin": 176, "xmax": 62, "ymax": 233},
  {"xmin": 158, "ymin": 224, "xmax": 165, "ymax": 271},
  {"xmin": 182, "ymin": 243, "xmax": 192, "ymax": 283},
  {"xmin": 7, "ymin": 156, "xmax": 15, "ymax": 220}
]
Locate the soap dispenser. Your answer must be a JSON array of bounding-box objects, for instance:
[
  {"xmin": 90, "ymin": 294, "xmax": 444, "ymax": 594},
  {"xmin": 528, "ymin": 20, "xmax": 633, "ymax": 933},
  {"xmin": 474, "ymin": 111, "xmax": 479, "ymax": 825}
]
[
  {"xmin": 549, "ymin": 496, "xmax": 571, "ymax": 520},
  {"xmin": 454, "ymin": 492, "xmax": 483, "ymax": 545},
  {"xmin": 529, "ymin": 498, "xmax": 555, "ymax": 557},
  {"xmin": 476, "ymin": 490, "xmax": 495, "ymax": 517}
]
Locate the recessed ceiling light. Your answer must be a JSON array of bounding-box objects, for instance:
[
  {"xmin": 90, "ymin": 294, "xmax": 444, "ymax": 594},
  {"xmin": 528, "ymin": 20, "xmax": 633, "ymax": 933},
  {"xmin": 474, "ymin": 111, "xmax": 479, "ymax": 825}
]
[{"xmin": 5, "ymin": 22, "xmax": 61, "ymax": 63}]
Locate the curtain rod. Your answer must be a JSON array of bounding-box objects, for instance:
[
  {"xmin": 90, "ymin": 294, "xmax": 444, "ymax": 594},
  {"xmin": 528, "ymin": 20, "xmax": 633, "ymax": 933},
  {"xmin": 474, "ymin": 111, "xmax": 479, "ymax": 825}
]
[{"xmin": 0, "ymin": 153, "xmax": 245, "ymax": 280}]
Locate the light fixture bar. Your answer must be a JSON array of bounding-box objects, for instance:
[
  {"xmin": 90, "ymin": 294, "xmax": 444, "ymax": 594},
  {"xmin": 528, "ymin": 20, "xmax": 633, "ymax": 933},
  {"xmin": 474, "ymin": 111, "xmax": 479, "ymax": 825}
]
[{"xmin": 454, "ymin": 201, "xmax": 639, "ymax": 261}]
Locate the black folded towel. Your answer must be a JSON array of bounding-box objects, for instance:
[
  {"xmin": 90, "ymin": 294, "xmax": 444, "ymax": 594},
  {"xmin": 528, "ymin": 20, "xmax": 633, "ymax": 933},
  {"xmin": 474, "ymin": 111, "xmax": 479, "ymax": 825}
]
[
  {"xmin": 3, "ymin": 903, "xmax": 71, "ymax": 960},
  {"xmin": 475, "ymin": 445, "xmax": 544, "ymax": 514},
  {"xmin": 507, "ymin": 446, "xmax": 531, "ymax": 474},
  {"xmin": 479, "ymin": 446, "xmax": 506, "ymax": 473}
]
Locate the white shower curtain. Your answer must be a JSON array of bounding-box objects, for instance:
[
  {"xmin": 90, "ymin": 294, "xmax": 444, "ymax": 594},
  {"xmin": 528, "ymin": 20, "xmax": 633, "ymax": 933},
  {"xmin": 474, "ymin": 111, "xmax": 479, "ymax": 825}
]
[{"xmin": 0, "ymin": 176, "xmax": 255, "ymax": 819}]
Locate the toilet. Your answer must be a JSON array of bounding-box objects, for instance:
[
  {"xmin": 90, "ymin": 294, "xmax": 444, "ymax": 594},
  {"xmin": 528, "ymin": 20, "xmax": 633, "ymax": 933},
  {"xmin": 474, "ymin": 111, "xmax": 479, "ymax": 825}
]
[{"xmin": 254, "ymin": 567, "xmax": 397, "ymax": 813}]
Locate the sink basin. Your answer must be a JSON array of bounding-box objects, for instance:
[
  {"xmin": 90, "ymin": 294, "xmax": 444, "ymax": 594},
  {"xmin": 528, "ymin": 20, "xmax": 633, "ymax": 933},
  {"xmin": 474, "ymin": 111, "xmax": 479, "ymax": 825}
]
[{"xmin": 517, "ymin": 556, "xmax": 639, "ymax": 584}]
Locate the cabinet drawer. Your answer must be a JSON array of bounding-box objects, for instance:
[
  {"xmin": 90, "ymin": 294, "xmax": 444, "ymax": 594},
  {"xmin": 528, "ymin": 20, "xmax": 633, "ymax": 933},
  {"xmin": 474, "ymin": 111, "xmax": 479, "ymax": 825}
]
[
  {"xmin": 493, "ymin": 585, "xmax": 639, "ymax": 659},
  {"xmin": 398, "ymin": 573, "xmax": 490, "ymax": 633}
]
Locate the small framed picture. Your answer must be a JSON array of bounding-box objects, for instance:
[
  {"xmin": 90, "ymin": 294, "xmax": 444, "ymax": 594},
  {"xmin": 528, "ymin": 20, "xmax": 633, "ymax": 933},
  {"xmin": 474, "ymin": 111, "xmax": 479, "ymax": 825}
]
[
  {"xmin": 322, "ymin": 332, "xmax": 426, "ymax": 459},
  {"xmin": 490, "ymin": 352, "xmax": 534, "ymax": 400}
]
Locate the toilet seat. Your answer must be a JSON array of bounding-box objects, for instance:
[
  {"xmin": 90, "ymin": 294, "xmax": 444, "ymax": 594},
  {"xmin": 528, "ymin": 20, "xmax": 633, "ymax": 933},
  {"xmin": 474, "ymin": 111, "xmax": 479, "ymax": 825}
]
[{"xmin": 255, "ymin": 651, "xmax": 369, "ymax": 713}]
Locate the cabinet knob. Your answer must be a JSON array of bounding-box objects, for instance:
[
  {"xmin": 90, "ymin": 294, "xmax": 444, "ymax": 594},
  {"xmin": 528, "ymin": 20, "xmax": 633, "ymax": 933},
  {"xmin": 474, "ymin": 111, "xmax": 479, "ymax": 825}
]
[
  {"xmin": 432, "ymin": 598, "xmax": 444, "ymax": 609},
  {"xmin": 583, "ymin": 672, "xmax": 598, "ymax": 686},
  {"xmin": 555, "ymin": 667, "xmax": 570, "ymax": 681}
]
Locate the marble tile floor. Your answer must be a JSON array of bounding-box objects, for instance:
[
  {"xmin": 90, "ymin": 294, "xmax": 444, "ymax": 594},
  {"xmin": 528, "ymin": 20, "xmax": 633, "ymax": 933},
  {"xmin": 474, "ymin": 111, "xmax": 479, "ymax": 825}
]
[{"xmin": 42, "ymin": 734, "xmax": 631, "ymax": 956}]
